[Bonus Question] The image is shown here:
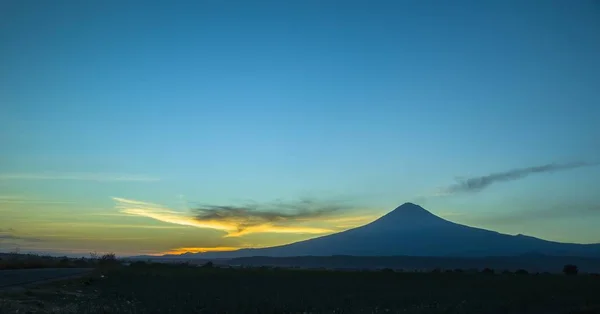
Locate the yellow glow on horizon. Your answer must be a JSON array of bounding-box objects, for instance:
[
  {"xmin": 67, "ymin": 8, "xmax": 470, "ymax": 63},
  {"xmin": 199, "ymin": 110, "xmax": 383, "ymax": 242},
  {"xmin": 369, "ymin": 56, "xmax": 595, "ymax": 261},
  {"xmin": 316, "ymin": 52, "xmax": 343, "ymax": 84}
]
[
  {"xmin": 224, "ymin": 224, "xmax": 334, "ymax": 237},
  {"xmin": 160, "ymin": 246, "xmax": 241, "ymax": 255}
]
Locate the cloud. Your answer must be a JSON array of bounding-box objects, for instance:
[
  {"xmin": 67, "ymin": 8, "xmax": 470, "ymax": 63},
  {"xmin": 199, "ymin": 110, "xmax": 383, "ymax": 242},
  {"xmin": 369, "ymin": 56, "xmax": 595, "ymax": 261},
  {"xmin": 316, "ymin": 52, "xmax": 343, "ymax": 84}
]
[
  {"xmin": 0, "ymin": 172, "xmax": 159, "ymax": 182},
  {"xmin": 0, "ymin": 195, "xmax": 74, "ymax": 205},
  {"xmin": 40, "ymin": 222, "xmax": 188, "ymax": 229},
  {"xmin": 192, "ymin": 198, "xmax": 349, "ymax": 236},
  {"xmin": 113, "ymin": 197, "xmax": 236, "ymax": 232},
  {"xmin": 0, "ymin": 228, "xmax": 44, "ymax": 243},
  {"xmin": 112, "ymin": 197, "xmax": 361, "ymax": 237},
  {"xmin": 442, "ymin": 162, "xmax": 598, "ymax": 195}
]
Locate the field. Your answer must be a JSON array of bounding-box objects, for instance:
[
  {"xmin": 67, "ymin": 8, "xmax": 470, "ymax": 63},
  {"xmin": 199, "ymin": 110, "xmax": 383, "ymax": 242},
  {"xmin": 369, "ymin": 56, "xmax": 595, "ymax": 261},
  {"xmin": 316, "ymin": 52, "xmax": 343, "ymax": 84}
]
[{"xmin": 1, "ymin": 263, "xmax": 600, "ymax": 314}]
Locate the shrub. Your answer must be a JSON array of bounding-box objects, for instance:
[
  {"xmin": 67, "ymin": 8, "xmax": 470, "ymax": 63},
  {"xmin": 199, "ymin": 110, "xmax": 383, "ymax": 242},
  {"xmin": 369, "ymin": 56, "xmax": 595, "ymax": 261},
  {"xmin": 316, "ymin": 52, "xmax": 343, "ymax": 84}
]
[
  {"xmin": 99, "ymin": 253, "xmax": 117, "ymax": 263},
  {"xmin": 482, "ymin": 268, "xmax": 495, "ymax": 274},
  {"xmin": 97, "ymin": 253, "xmax": 120, "ymax": 270}
]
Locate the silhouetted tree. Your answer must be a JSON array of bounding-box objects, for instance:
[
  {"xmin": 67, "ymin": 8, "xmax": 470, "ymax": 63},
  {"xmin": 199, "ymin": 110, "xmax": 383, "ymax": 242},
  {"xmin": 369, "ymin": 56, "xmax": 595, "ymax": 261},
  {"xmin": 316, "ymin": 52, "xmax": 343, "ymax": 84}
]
[
  {"xmin": 201, "ymin": 261, "xmax": 214, "ymax": 268},
  {"xmin": 97, "ymin": 253, "xmax": 119, "ymax": 269},
  {"xmin": 482, "ymin": 268, "xmax": 495, "ymax": 274},
  {"xmin": 100, "ymin": 253, "xmax": 116, "ymax": 262},
  {"xmin": 563, "ymin": 264, "xmax": 578, "ymax": 276}
]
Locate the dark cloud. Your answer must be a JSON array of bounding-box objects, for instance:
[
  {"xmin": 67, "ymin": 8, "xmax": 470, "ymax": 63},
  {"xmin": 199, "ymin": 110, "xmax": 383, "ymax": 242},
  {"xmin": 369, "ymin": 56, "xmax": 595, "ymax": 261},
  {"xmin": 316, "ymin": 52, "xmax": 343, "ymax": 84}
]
[
  {"xmin": 0, "ymin": 234, "xmax": 19, "ymax": 240},
  {"xmin": 444, "ymin": 162, "xmax": 598, "ymax": 194},
  {"xmin": 0, "ymin": 228, "xmax": 43, "ymax": 243},
  {"xmin": 192, "ymin": 198, "xmax": 354, "ymax": 233}
]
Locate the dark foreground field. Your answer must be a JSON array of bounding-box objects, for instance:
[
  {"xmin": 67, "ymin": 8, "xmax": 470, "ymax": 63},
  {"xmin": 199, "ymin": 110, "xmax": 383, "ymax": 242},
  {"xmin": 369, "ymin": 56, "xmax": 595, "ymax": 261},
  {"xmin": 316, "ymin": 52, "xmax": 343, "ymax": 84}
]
[{"xmin": 1, "ymin": 264, "xmax": 600, "ymax": 314}]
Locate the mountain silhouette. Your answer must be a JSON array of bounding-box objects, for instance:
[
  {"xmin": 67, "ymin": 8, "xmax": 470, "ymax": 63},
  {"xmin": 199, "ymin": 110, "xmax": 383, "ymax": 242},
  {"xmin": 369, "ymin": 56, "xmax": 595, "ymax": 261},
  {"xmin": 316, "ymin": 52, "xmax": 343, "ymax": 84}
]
[{"xmin": 176, "ymin": 203, "xmax": 600, "ymax": 258}]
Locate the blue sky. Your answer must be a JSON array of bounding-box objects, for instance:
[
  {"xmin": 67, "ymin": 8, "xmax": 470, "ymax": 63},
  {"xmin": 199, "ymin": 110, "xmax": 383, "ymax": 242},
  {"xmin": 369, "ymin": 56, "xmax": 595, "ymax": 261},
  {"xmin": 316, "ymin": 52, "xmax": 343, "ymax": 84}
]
[{"xmin": 1, "ymin": 1, "xmax": 599, "ymax": 255}]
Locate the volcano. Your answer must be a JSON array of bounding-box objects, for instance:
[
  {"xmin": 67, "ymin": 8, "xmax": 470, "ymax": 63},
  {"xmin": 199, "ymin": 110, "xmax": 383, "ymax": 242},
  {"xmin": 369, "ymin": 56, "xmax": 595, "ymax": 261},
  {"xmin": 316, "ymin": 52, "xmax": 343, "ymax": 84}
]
[{"xmin": 181, "ymin": 203, "xmax": 600, "ymax": 258}]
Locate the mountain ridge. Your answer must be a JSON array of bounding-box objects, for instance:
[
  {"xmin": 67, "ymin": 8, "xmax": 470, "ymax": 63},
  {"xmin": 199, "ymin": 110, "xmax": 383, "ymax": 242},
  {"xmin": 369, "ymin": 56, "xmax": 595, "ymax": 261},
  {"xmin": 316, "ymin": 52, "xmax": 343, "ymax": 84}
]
[{"xmin": 146, "ymin": 203, "xmax": 600, "ymax": 259}]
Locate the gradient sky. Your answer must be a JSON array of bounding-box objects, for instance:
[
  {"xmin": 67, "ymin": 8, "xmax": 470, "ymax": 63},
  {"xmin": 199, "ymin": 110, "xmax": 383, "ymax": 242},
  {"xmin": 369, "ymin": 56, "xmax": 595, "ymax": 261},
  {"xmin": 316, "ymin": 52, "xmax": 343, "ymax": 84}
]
[{"xmin": 1, "ymin": 1, "xmax": 599, "ymax": 256}]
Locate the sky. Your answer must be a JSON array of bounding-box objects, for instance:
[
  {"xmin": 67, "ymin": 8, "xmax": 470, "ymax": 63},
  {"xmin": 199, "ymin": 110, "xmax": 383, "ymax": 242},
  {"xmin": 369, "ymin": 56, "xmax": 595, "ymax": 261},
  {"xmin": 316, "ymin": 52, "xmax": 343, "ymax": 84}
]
[{"xmin": 1, "ymin": 0, "xmax": 599, "ymax": 256}]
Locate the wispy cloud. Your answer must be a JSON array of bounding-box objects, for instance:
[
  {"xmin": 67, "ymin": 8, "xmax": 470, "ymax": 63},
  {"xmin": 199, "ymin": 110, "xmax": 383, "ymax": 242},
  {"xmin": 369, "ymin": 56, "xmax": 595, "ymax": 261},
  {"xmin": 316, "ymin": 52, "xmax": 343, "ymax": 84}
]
[
  {"xmin": 40, "ymin": 222, "xmax": 188, "ymax": 229},
  {"xmin": 112, "ymin": 197, "xmax": 363, "ymax": 237},
  {"xmin": 0, "ymin": 172, "xmax": 159, "ymax": 182},
  {"xmin": 441, "ymin": 162, "xmax": 598, "ymax": 195},
  {"xmin": 0, "ymin": 228, "xmax": 44, "ymax": 243},
  {"xmin": 0, "ymin": 195, "xmax": 74, "ymax": 205},
  {"xmin": 192, "ymin": 198, "xmax": 349, "ymax": 236}
]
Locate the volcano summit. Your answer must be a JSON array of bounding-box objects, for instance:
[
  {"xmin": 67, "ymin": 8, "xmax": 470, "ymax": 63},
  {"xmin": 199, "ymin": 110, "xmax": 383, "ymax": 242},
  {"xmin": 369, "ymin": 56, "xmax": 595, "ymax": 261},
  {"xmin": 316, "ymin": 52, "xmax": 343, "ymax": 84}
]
[{"xmin": 171, "ymin": 203, "xmax": 600, "ymax": 259}]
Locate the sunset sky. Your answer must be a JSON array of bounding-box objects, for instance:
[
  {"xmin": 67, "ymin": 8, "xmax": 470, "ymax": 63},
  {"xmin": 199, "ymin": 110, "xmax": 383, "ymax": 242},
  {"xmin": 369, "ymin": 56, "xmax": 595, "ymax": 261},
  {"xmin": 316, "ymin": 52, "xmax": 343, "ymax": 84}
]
[{"xmin": 1, "ymin": 1, "xmax": 599, "ymax": 256}]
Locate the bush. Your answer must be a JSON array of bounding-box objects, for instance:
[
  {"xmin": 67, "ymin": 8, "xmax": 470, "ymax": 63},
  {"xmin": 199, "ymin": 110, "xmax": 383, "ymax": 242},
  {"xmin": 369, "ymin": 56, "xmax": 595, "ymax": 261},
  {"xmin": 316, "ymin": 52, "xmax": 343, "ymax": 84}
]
[
  {"xmin": 100, "ymin": 253, "xmax": 117, "ymax": 263},
  {"xmin": 563, "ymin": 264, "xmax": 578, "ymax": 276},
  {"xmin": 97, "ymin": 253, "xmax": 120, "ymax": 269},
  {"xmin": 482, "ymin": 268, "xmax": 495, "ymax": 274}
]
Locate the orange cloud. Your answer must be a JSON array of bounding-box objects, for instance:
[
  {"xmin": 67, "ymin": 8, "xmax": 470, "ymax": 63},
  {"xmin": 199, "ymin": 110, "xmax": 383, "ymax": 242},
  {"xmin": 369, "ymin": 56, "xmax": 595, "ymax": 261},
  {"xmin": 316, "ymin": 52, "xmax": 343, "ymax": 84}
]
[{"xmin": 112, "ymin": 197, "xmax": 335, "ymax": 237}]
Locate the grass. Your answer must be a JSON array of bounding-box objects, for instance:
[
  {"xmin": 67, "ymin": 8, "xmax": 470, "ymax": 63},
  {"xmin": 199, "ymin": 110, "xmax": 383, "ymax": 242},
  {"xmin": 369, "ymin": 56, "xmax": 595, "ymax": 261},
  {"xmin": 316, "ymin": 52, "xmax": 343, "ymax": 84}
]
[{"xmin": 1, "ymin": 263, "xmax": 600, "ymax": 313}]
